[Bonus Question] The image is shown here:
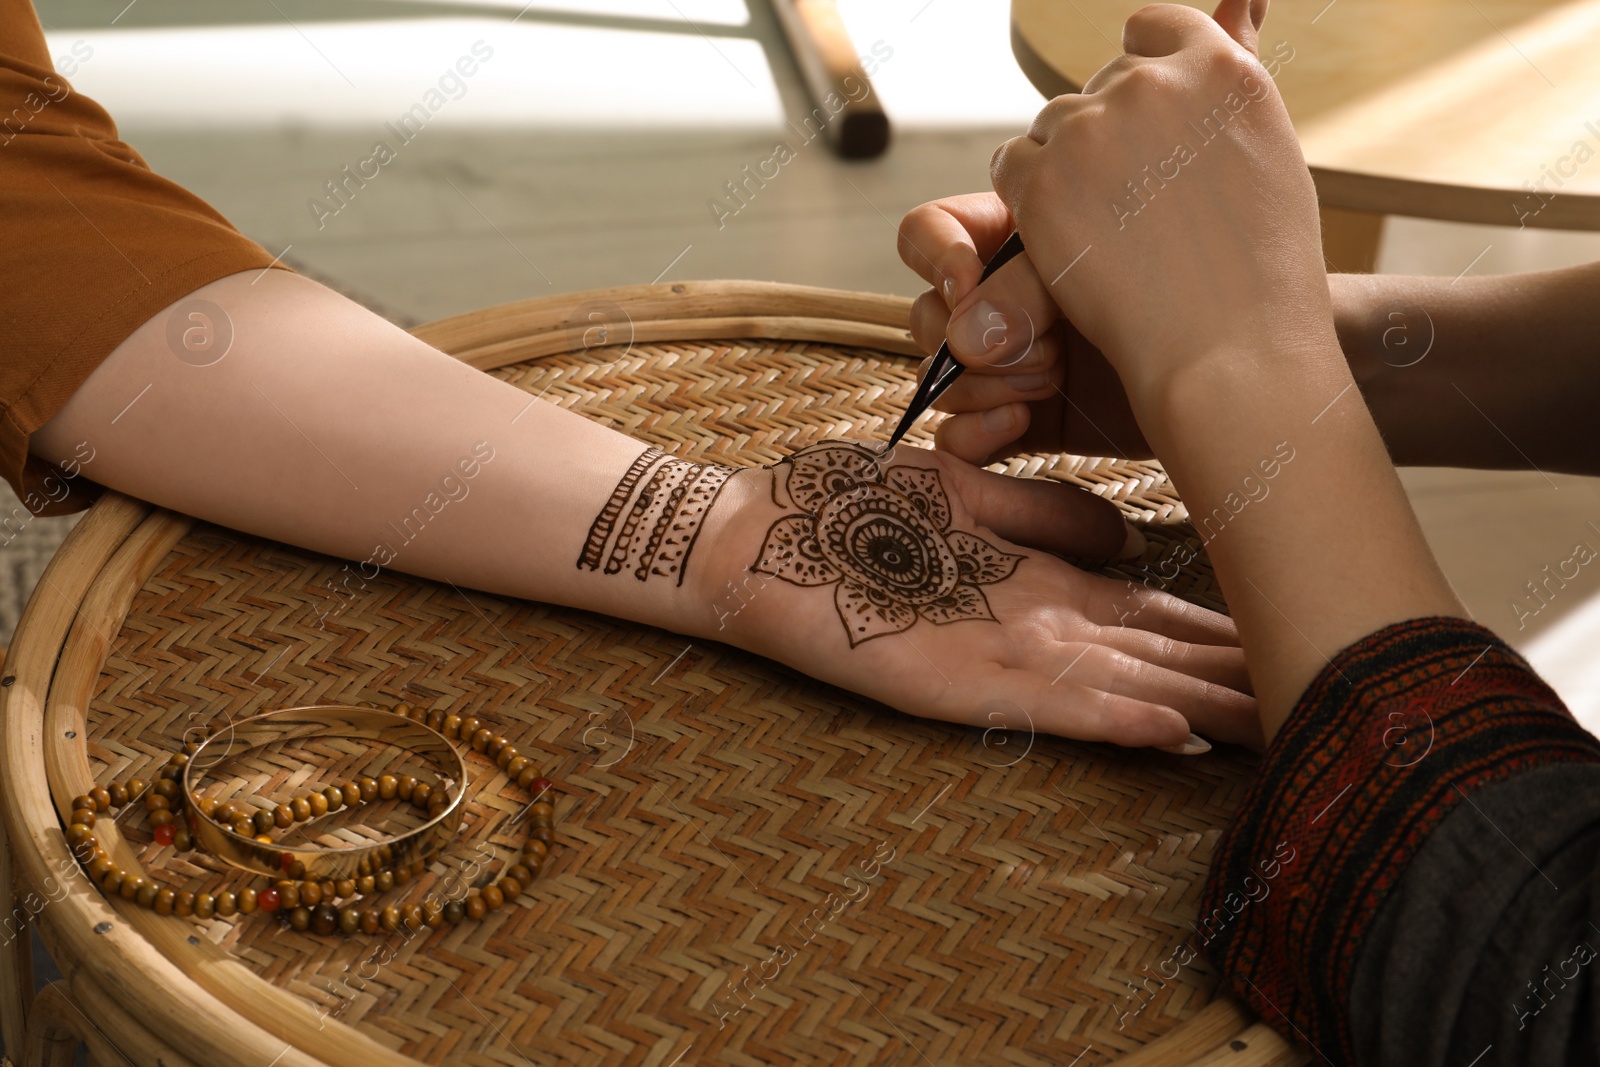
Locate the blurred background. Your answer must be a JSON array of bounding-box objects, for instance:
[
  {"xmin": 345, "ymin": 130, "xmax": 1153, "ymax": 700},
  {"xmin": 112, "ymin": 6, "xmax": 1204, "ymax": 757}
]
[{"xmin": 9, "ymin": 0, "xmax": 1600, "ymax": 731}]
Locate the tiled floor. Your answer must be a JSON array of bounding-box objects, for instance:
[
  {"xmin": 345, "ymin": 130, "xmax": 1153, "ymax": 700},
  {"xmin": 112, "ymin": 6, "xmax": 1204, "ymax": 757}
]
[{"xmin": 8, "ymin": 3, "xmax": 1600, "ymax": 714}]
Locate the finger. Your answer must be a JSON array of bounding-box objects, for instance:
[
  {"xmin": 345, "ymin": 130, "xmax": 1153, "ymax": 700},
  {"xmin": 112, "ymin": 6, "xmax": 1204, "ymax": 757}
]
[
  {"xmin": 1121, "ymin": 2, "xmax": 1233, "ymax": 57},
  {"xmin": 1086, "ymin": 580, "xmax": 1242, "ymax": 647},
  {"xmin": 1097, "ymin": 624, "xmax": 1254, "ymax": 694},
  {"xmin": 990, "ymin": 133, "xmax": 1042, "ymax": 214},
  {"xmin": 932, "ymin": 406, "xmax": 1030, "ymax": 466},
  {"xmin": 1210, "ymin": 0, "xmax": 1267, "ymax": 55},
  {"xmin": 950, "ymin": 669, "xmax": 1192, "ymax": 748},
  {"xmin": 909, "ymin": 288, "xmax": 951, "ymax": 355},
  {"xmin": 945, "ymin": 262, "xmax": 1063, "ymax": 370},
  {"xmin": 1051, "ymin": 644, "xmax": 1260, "ymax": 746},
  {"xmin": 945, "ymin": 460, "xmax": 1141, "ymax": 560},
  {"xmin": 932, "ymin": 363, "xmax": 1060, "ymax": 414},
  {"xmin": 898, "ymin": 193, "xmax": 1017, "ymax": 309}
]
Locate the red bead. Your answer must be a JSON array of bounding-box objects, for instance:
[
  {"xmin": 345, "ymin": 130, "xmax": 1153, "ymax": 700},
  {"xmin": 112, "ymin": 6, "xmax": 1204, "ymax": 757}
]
[
  {"xmin": 529, "ymin": 777, "xmax": 554, "ymax": 798},
  {"xmin": 279, "ymin": 852, "xmax": 296, "ymax": 871},
  {"xmin": 152, "ymin": 823, "xmax": 176, "ymax": 846},
  {"xmin": 257, "ymin": 888, "xmax": 281, "ymax": 912}
]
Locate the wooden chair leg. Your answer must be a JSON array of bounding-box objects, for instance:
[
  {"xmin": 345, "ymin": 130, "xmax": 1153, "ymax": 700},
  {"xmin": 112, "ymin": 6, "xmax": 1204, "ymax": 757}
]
[
  {"xmin": 1320, "ymin": 204, "xmax": 1386, "ymax": 274},
  {"xmin": 0, "ymin": 822, "xmax": 36, "ymax": 1062}
]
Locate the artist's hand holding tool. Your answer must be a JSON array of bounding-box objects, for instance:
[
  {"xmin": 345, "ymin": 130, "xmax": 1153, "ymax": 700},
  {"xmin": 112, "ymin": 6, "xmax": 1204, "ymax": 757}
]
[{"xmin": 898, "ymin": 0, "xmax": 1462, "ymax": 731}]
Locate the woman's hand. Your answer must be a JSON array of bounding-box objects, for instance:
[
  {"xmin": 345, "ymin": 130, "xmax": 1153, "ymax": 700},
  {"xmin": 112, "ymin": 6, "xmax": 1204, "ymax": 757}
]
[
  {"xmin": 988, "ymin": 0, "xmax": 1336, "ymax": 406},
  {"xmin": 695, "ymin": 440, "xmax": 1259, "ymax": 751},
  {"xmin": 898, "ymin": 192, "xmax": 1151, "ymax": 466}
]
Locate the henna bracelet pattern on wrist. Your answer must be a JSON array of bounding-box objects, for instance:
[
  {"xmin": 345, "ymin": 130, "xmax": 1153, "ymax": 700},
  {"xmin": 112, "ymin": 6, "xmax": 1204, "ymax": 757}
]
[
  {"xmin": 753, "ymin": 443, "xmax": 1023, "ymax": 646},
  {"xmin": 578, "ymin": 447, "xmax": 735, "ymax": 585},
  {"xmin": 65, "ymin": 700, "xmax": 558, "ymax": 936}
]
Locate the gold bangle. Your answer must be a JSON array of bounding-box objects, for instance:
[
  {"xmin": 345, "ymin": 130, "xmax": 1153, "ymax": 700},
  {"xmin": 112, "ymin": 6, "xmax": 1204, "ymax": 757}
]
[{"xmin": 181, "ymin": 705, "xmax": 468, "ymax": 880}]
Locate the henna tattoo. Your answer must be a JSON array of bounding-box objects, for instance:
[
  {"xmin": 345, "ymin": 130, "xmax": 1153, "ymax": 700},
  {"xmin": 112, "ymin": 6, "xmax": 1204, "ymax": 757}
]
[
  {"xmin": 579, "ymin": 447, "xmax": 735, "ymax": 585},
  {"xmin": 753, "ymin": 443, "xmax": 1023, "ymax": 646}
]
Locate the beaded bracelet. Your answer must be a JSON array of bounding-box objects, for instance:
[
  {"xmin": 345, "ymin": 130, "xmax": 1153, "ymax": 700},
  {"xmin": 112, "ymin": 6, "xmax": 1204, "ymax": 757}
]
[{"xmin": 65, "ymin": 700, "xmax": 557, "ymax": 936}]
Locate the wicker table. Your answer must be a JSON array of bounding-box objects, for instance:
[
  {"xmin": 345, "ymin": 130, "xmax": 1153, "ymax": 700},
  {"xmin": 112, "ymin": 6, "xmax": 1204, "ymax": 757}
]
[{"xmin": 0, "ymin": 282, "xmax": 1301, "ymax": 1066}]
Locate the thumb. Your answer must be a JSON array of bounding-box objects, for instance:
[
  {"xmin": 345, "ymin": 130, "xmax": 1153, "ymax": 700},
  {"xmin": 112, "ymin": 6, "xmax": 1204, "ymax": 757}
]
[
  {"xmin": 945, "ymin": 460, "xmax": 1146, "ymax": 561},
  {"xmin": 1210, "ymin": 0, "xmax": 1267, "ymax": 54}
]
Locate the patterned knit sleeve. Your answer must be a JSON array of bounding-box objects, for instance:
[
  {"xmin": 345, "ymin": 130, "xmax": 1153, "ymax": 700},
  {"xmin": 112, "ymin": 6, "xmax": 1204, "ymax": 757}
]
[{"xmin": 1198, "ymin": 616, "xmax": 1600, "ymax": 1065}]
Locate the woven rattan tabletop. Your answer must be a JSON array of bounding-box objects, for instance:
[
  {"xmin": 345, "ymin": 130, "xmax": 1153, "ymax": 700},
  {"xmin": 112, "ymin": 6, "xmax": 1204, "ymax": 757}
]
[{"xmin": 0, "ymin": 282, "xmax": 1279, "ymax": 1067}]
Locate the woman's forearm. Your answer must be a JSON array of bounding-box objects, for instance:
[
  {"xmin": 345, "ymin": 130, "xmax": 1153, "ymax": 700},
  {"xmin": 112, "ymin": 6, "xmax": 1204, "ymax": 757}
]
[
  {"xmin": 1139, "ymin": 346, "xmax": 1464, "ymax": 737},
  {"xmin": 30, "ymin": 269, "xmax": 745, "ymax": 640},
  {"xmin": 1331, "ymin": 263, "xmax": 1600, "ymax": 472}
]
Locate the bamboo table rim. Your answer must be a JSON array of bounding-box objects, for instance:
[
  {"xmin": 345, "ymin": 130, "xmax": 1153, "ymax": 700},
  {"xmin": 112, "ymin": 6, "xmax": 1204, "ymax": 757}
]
[{"xmin": 2, "ymin": 280, "xmax": 1288, "ymax": 1067}]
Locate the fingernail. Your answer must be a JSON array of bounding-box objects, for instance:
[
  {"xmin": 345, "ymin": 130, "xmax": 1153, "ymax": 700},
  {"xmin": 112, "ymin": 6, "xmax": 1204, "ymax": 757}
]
[
  {"xmin": 942, "ymin": 274, "xmax": 960, "ymax": 310},
  {"xmin": 981, "ymin": 404, "xmax": 1016, "ymax": 433},
  {"xmin": 1156, "ymin": 733, "xmax": 1212, "ymax": 756},
  {"xmin": 950, "ymin": 300, "xmax": 1002, "ymax": 357},
  {"xmin": 1005, "ymin": 372, "xmax": 1048, "ymax": 392},
  {"xmin": 1117, "ymin": 520, "xmax": 1147, "ymax": 560}
]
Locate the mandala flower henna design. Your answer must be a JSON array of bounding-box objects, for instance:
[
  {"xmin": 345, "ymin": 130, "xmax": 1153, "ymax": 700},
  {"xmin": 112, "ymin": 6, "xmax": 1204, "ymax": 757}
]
[
  {"xmin": 753, "ymin": 443, "xmax": 1024, "ymax": 646},
  {"xmin": 579, "ymin": 447, "xmax": 735, "ymax": 585}
]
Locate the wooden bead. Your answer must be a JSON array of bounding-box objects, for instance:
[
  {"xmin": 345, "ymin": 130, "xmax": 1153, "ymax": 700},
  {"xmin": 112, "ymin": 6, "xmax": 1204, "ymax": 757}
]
[
  {"xmin": 321, "ymin": 880, "xmax": 337, "ymax": 903},
  {"xmin": 254, "ymin": 834, "xmax": 274, "ymax": 845},
  {"xmin": 481, "ymin": 886, "xmax": 504, "ymax": 910},
  {"xmin": 66, "ymin": 822, "xmax": 94, "ymax": 847},
  {"xmin": 308, "ymin": 792, "xmax": 329, "ymax": 817},
  {"xmin": 507, "ymin": 864, "xmax": 533, "ymax": 886},
  {"xmin": 442, "ymin": 715, "xmax": 462, "ymax": 739},
  {"xmin": 443, "ymin": 900, "xmax": 465, "ymax": 924},
  {"xmin": 360, "ymin": 908, "xmax": 380, "ymax": 934},
  {"xmin": 404, "ymin": 905, "xmax": 425, "ymax": 932},
  {"xmin": 290, "ymin": 797, "xmax": 312, "ymax": 822},
  {"xmin": 108, "ymin": 782, "xmax": 129, "ymax": 807},
  {"xmin": 521, "ymin": 851, "xmax": 544, "ymax": 875},
  {"xmin": 336, "ymin": 879, "xmax": 356, "ymax": 899},
  {"xmin": 216, "ymin": 891, "xmax": 237, "ymax": 917},
  {"xmin": 253, "ymin": 810, "xmax": 276, "ymax": 835},
  {"xmin": 522, "ymin": 840, "xmax": 548, "ymax": 862},
  {"xmin": 231, "ymin": 820, "xmax": 253, "ymax": 837},
  {"xmin": 125, "ymin": 779, "xmax": 148, "ymax": 803},
  {"xmin": 136, "ymin": 882, "xmax": 160, "ymax": 908},
  {"xmin": 154, "ymin": 889, "xmax": 175, "ymax": 916},
  {"xmin": 396, "ymin": 775, "xmax": 417, "ymax": 801},
  {"xmin": 196, "ymin": 796, "xmax": 217, "ymax": 817},
  {"xmin": 529, "ymin": 802, "xmax": 555, "ymax": 823},
  {"xmin": 212, "ymin": 801, "xmax": 238, "ymax": 825},
  {"xmin": 148, "ymin": 810, "xmax": 173, "ymax": 828},
  {"xmin": 195, "ymin": 893, "xmax": 215, "ymax": 920},
  {"xmin": 153, "ymin": 779, "xmax": 179, "ymax": 799},
  {"xmin": 300, "ymin": 881, "xmax": 323, "ymax": 907},
  {"xmin": 357, "ymin": 875, "xmax": 376, "ymax": 896},
  {"xmin": 342, "ymin": 782, "xmax": 362, "ymax": 806},
  {"xmin": 375, "ymin": 870, "xmax": 394, "ymax": 893},
  {"xmin": 288, "ymin": 861, "xmax": 307, "ymax": 880},
  {"xmin": 101, "ymin": 868, "xmax": 125, "ymax": 895},
  {"xmin": 89, "ymin": 787, "xmax": 112, "ymax": 811},
  {"xmin": 288, "ymin": 906, "xmax": 311, "ymax": 932},
  {"xmin": 173, "ymin": 827, "xmax": 193, "ymax": 851},
  {"xmin": 393, "ymin": 702, "xmax": 414, "ymax": 718},
  {"xmin": 411, "ymin": 783, "xmax": 433, "ymax": 808},
  {"xmin": 380, "ymin": 906, "xmax": 401, "ymax": 932},
  {"xmin": 311, "ymin": 905, "xmax": 338, "ymax": 935},
  {"xmin": 238, "ymin": 888, "xmax": 258, "ymax": 914},
  {"xmin": 71, "ymin": 795, "xmax": 95, "ymax": 811},
  {"xmin": 498, "ymin": 877, "xmax": 522, "ymax": 899},
  {"xmin": 465, "ymin": 893, "xmax": 487, "ymax": 920},
  {"xmin": 423, "ymin": 899, "xmax": 444, "ymax": 927},
  {"xmin": 69, "ymin": 809, "xmax": 95, "ymax": 829},
  {"xmin": 529, "ymin": 826, "xmax": 554, "ymax": 846},
  {"xmin": 87, "ymin": 854, "xmax": 114, "ymax": 881},
  {"xmin": 426, "ymin": 709, "xmax": 446, "ymax": 732},
  {"xmin": 277, "ymin": 881, "xmax": 300, "ymax": 910},
  {"xmin": 358, "ymin": 778, "xmax": 378, "ymax": 802},
  {"xmin": 458, "ymin": 717, "xmax": 481, "ymax": 742},
  {"xmin": 470, "ymin": 728, "xmax": 493, "ymax": 753},
  {"xmin": 175, "ymin": 891, "xmax": 195, "ymax": 917},
  {"xmin": 516, "ymin": 766, "xmax": 541, "ymax": 791},
  {"xmin": 338, "ymin": 907, "xmax": 361, "ymax": 935},
  {"xmin": 486, "ymin": 737, "xmax": 508, "ymax": 760},
  {"xmin": 323, "ymin": 786, "xmax": 345, "ymax": 811},
  {"xmin": 377, "ymin": 775, "xmax": 398, "ymax": 801},
  {"xmin": 159, "ymin": 765, "xmax": 183, "ymax": 782},
  {"xmin": 506, "ymin": 757, "xmax": 530, "ymax": 781}
]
